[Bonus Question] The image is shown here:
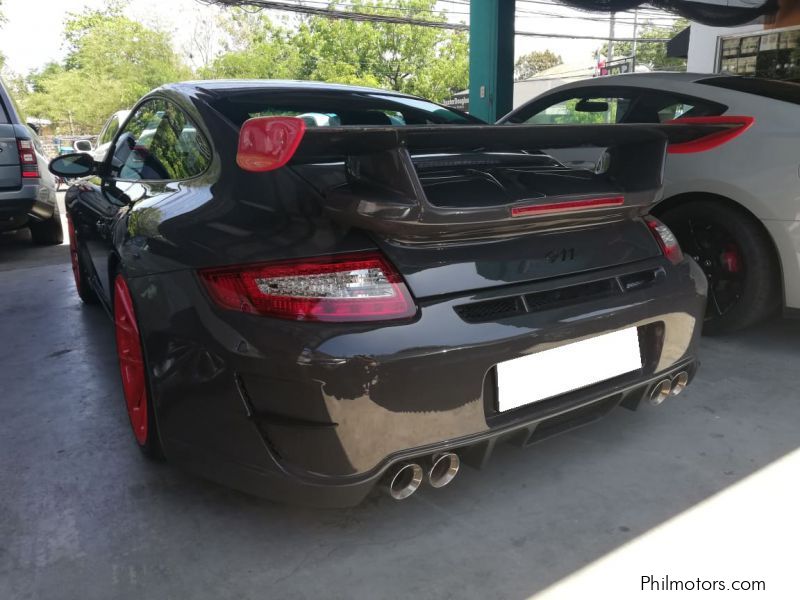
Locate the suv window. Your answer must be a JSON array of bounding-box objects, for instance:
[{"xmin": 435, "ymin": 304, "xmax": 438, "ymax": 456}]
[
  {"xmin": 0, "ymin": 79, "xmax": 16, "ymax": 124},
  {"xmin": 699, "ymin": 76, "xmax": 800, "ymax": 106},
  {"xmin": 110, "ymin": 98, "xmax": 211, "ymax": 181}
]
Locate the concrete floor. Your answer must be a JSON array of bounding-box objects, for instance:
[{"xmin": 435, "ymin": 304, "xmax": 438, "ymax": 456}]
[{"xmin": 1, "ymin": 206, "xmax": 799, "ymax": 599}]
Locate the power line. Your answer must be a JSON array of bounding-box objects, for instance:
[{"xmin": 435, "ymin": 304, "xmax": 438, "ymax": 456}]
[{"xmin": 196, "ymin": 0, "xmax": 673, "ymax": 42}]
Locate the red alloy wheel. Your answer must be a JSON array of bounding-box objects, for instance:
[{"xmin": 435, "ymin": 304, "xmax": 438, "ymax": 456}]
[
  {"xmin": 66, "ymin": 214, "xmax": 81, "ymax": 290},
  {"xmin": 114, "ymin": 275, "xmax": 148, "ymax": 445}
]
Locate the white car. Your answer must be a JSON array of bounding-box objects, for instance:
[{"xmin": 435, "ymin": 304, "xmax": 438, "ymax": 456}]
[
  {"xmin": 92, "ymin": 109, "xmax": 131, "ymax": 162},
  {"xmin": 503, "ymin": 73, "xmax": 800, "ymax": 333}
]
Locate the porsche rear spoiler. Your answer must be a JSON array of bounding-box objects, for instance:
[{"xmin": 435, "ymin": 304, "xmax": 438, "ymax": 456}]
[{"xmin": 237, "ymin": 119, "xmax": 749, "ymax": 242}]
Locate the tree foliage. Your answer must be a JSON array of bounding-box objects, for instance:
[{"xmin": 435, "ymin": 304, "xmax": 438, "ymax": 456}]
[
  {"xmin": 19, "ymin": 0, "xmax": 468, "ymax": 134},
  {"xmin": 198, "ymin": 10, "xmax": 302, "ymax": 80},
  {"xmin": 201, "ymin": 1, "xmax": 469, "ymax": 100},
  {"xmin": 602, "ymin": 19, "xmax": 689, "ymax": 71},
  {"xmin": 515, "ymin": 50, "xmax": 563, "ymax": 80},
  {"xmin": 21, "ymin": 4, "xmax": 191, "ymax": 133}
]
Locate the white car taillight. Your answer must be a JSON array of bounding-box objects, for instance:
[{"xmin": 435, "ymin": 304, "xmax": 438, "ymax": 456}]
[
  {"xmin": 199, "ymin": 252, "xmax": 417, "ymax": 322},
  {"xmin": 644, "ymin": 216, "xmax": 683, "ymax": 265}
]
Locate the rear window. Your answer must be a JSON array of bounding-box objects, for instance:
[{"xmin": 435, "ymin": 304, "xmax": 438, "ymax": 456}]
[
  {"xmin": 210, "ymin": 91, "xmax": 483, "ymax": 127},
  {"xmin": 0, "ymin": 83, "xmax": 9, "ymax": 124},
  {"xmin": 699, "ymin": 76, "xmax": 800, "ymax": 106}
]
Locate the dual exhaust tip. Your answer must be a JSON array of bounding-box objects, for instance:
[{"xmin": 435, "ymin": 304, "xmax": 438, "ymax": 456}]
[
  {"xmin": 385, "ymin": 371, "xmax": 691, "ymax": 498},
  {"xmin": 384, "ymin": 452, "xmax": 460, "ymax": 501},
  {"xmin": 649, "ymin": 370, "xmax": 689, "ymax": 406}
]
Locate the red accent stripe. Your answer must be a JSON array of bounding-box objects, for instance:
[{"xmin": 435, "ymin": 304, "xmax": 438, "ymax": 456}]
[
  {"xmin": 666, "ymin": 116, "xmax": 754, "ymax": 154},
  {"xmin": 511, "ymin": 195, "xmax": 624, "ymax": 218}
]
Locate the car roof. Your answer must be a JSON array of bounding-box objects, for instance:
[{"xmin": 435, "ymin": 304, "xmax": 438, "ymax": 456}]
[
  {"xmin": 166, "ymin": 79, "xmax": 415, "ymax": 99},
  {"xmin": 570, "ymin": 72, "xmax": 724, "ymax": 85}
]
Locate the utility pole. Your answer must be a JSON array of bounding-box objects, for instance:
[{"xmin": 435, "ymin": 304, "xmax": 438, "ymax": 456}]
[
  {"xmin": 607, "ymin": 12, "xmax": 616, "ymax": 65},
  {"xmin": 632, "ymin": 8, "xmax": 639, "ymax": 70}
]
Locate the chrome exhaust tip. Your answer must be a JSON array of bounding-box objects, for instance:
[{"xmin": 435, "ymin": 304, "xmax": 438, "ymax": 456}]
[
  {"xmin": 385, "ymin": 463, "xmax": 423, "ymax": 500},
  {"xmin": 649, "ymin": 378, "xmax": 672, "ymax": 406},
  {"xmin": 427, "ymin": 452, "xmax": 460, "ymax": 489},
  {"xmin": 670, "ymin": 371, "xmax": 689, "ymax": 396}
]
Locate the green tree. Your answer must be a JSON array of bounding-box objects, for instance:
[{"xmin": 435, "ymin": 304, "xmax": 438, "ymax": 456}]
[
  {"xmin": 514, "ymin": 50, "xmax": 563, "ymax": 80},
  {"xmin": 602, "ymin": 19, "xmax": 689, "ymax": 71},
  {"xmin": 21, "ymin": 4, "xmax": 191, "ymax": 133},
  {"xmin": 290, "ymin": 0, "xmax": 467, "ymax": 100},
  {"xmin": 199, "ymin": 9, "xmax": 302, "ymax": 79}
]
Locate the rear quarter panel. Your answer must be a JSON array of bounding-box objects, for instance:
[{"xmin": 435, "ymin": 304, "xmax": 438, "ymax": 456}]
[{"xmin": 661, "ymin": 86, "xmax": 800, "ymax": 309}]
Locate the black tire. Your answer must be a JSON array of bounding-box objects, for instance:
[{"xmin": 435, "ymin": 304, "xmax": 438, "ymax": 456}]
[
  {"xmin": 656, "ymin": 200, "xmax": 780, "ymax": 335},
  {"xmin": 30, "ymin": 202, "xmax": 64, "ymax": 245}
]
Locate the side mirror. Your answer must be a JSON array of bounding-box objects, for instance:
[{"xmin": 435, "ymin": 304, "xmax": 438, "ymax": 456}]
[
  {"xmin": 575, "ymin": 99, "xmax": 610, "ymax": 113},
  {"xmin": 49, "ymin": 153, "xmax": 97, "ymax": 178},
  {"xmin": 74, "ymin": 139, "xmax": 93, "ymax": 152}
]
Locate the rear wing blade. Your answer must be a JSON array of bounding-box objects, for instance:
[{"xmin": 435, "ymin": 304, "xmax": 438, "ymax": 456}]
[{"xmin": 246, "ymin": 121, "xmax": 742, "ymax": 242}]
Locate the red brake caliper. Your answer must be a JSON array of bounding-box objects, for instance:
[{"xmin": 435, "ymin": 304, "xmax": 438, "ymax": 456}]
[
  {"xmin": 721, "ymin": 244, "xmax": 742, "ymax": 273},
  {"xmin": 114, "ymin": 276, "xmax": 148, "ymax": 445},
  {"xmin": 66, "ymin": 214, "xmax": 81, "ymax": 290}
]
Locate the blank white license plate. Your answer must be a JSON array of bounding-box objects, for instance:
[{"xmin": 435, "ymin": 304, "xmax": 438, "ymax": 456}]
[{"xmin": 497, "ymin": 327, "xmax": 642, "ymax": 412}]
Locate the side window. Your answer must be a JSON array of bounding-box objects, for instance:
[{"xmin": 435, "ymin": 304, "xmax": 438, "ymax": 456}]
[
  {"xmin": 624, "ymin": 92, "xmax": 726, "ymax": 123},
  {"xmin": 524, "ymin": 96, "xmax": 632, "ymax": 125},
  {"xmin": 110, "ymin": 99, "xmax": 211, "ymax": 182},
  {"xmin": 99, "ymin": 116, "xmax": 120, "ymax": 146}
]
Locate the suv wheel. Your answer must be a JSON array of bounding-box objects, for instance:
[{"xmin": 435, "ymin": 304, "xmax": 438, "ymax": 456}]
[{"xmin": 30, "ymin": 202, "xmax": 64, "ymax": 245}]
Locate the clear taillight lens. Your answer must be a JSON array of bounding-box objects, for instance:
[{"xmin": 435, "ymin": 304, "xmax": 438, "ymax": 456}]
[
  {"xmin": 644, "ymin": 216, "xmax": 683, "ymax": 265},
  {"xmin": 199, "ymin": 252, "xmax": 417, "ymax": 322},
  {"xmin": 17, "ymin": 139, "xmax": 39, "ymax": 178}
]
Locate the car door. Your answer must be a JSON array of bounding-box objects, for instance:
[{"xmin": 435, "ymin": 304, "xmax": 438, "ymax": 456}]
[{"xmin": 71, "ymin": 98, "xmax": 211, "ymax": 307}]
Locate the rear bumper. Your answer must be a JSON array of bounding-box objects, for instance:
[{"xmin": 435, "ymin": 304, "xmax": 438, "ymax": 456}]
[
  {"xmin": 0, "ymin": 183, "xmax": 56, "ymax": 226},
  {"xmin": 130, "ymin": 256, "xmax": 707, "ymax": 507},
  {"xmin": 761, "ymin": 219, "xmax": 800, "ymax": 311}
]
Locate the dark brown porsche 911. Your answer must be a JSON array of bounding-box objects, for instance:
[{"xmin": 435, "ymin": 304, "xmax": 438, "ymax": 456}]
[{"xmin": 49, "ymin": 80, "xmax": 717, "ymax": 506}]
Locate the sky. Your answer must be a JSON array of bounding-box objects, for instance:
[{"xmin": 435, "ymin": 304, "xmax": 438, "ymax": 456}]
[{"xmin": 0, "ymin": 0, "xmax": 681, "ymax": 75}]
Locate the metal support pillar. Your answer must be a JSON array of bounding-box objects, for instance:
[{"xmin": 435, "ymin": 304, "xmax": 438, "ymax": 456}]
[{"xmin": 468, "ymin": 0, "xmax": 515, "ymax": 122}]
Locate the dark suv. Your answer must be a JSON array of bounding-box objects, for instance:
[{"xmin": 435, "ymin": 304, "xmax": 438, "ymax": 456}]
[{"xmin": 0, "ymin": 78, "xmax": 61, "ymax": 244}]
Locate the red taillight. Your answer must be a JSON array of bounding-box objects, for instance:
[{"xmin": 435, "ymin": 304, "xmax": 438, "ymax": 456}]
[
  {"xmin": 17, "ymin": 139, "xmax": 39, "ymax": 178},
  {"xmin": 511, "ymin": 195, "xmax": 624, "ymax": 218},
  {"xmin": 237, "ymin": 116, "xmax": 306, "ymax": 172},
  {"xmin": 666, "ymin": 116, "xmax": 754, "ymax": 154},
  {"xmin": 644, "ymin": 216, "xmax": 683, "ymax": 265},
  {"xmin": 199, "ymin": 252, "xmax": 417, "ymax": 322}
]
